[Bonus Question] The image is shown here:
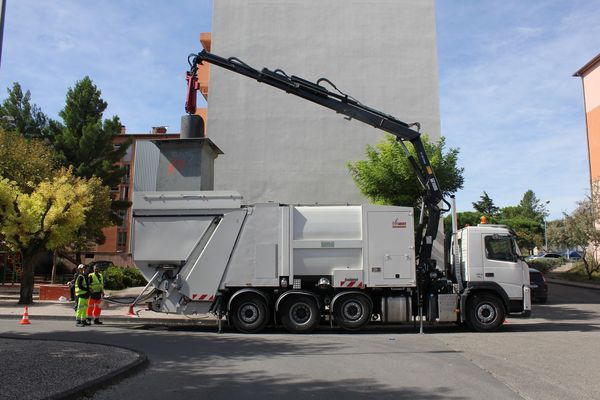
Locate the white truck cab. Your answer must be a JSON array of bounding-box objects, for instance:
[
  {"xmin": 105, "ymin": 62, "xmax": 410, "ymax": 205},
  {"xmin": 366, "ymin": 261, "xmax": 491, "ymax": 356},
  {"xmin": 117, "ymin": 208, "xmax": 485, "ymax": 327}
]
[{"xmin": 454, "ymin": 224, "xmax": 532, "ymax": 330}]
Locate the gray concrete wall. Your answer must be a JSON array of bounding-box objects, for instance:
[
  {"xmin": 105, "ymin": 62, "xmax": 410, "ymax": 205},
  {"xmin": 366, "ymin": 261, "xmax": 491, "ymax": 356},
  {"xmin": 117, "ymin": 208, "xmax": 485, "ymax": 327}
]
[{"xmin": 208, "ymin": 0, "xmax": 440, "ymax": 205}]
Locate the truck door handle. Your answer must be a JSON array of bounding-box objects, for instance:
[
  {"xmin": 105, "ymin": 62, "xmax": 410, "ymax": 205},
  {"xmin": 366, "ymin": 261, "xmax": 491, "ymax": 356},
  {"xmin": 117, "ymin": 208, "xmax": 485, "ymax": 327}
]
[{"xmin": 485, "ymin": 273, "xmax": 494, "ymax": 277}]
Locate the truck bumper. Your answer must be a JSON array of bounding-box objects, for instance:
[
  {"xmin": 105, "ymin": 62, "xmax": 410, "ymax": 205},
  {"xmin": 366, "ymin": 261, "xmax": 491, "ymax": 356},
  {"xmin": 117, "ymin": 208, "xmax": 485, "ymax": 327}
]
[{"xmin": 519, "ymin": 286, "xmax": 532, "ymax": 317}]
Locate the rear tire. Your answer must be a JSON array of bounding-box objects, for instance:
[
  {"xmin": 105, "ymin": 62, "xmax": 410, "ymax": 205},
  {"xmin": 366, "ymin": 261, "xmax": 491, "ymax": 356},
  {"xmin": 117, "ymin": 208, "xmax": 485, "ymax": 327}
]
[
  {"xmin": 230, "ymin": 294, "xmax": 268, "ymax": 334},
  {"xmin": 280, "ymin": 296, "xmax": 319, "ymax": 334},
  {"xmin": 466, "ymin": 293, "xmax": 505, "ymax": 332},
  {"xmin": 334, "ymin": 294, "xmax": 371, "ymax": 331}
]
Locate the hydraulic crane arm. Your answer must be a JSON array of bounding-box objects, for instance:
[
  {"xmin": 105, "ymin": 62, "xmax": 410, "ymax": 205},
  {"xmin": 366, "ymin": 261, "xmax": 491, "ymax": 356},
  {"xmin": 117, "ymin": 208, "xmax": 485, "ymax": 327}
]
[{"xmin": 186, "ymin": 50, "xmax": 447, "ymax": 268}]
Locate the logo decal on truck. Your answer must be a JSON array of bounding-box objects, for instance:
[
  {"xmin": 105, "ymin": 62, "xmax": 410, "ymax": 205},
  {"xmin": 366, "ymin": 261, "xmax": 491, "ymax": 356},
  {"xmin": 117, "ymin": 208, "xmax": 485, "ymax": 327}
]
[{"xmin": 392, "ymin": 218, "xmax": 406, "ymax": 228}]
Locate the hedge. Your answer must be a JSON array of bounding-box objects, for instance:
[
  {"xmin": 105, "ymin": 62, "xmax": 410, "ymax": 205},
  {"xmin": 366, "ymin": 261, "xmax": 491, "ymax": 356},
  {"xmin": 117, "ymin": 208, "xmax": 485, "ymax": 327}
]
[{"xmin": 103, "ymin": 266, "xmax": 147, "ymax": 290}]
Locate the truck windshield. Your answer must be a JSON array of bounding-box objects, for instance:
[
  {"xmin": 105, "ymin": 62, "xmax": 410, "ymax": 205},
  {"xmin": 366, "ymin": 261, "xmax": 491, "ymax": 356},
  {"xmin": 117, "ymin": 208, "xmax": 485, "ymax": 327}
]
[{"xmin": 484, "ymin": 235, "xmax": 519, "ymax": 262}]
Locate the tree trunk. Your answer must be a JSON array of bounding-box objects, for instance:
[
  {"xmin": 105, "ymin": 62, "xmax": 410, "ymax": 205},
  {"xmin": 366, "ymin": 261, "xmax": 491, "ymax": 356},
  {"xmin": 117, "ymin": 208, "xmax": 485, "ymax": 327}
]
[
  {"xmin": 50, "ymin": 250, "xmax": 57, "ymax": 284},
  {"xmin": 19, "ymin": 247, "xmax": 45, "ymax": 304}
]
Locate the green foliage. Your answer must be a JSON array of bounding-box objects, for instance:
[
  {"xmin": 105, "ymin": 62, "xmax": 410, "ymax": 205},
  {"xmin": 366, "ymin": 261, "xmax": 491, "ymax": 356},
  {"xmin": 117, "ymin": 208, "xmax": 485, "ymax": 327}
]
[
  {"xmin": 516, "ymin": 190, "xmax": 548, "ymax": 222},
  {"xmin": 47, "ymin": 77, "xmax": 131, "ymax": 251},
  {"xmin": 552, "ymin": 193, "xmax": 600, "ymax": 280},
  {"xmin": 0, "ymin": 129, "xmax": 56, "ymax": 192},
  {"xmin": 499, "ymin": 215, "xmax": 543, "ymax": 254},
  {"xmin": 347, "ymin": 135, "xmax": 464, "ymax": 208},
  {"xmin": 527, "ymin": 258, "xmax": 562, "ymax": 273},
  {"xmin": 50, "ymin": 77, "xmax": 130, "ymax": 188},
  {"xmin": 443, "ymin": 211, "xmax": 490, "ymax": 232},
  {"xmin": 103, "ymin": 266, "xmax": 147, "ymax": 290},
  {"xmin": 0, "ymin": 168, "xmax": 94, "ymax": 251},
  {"xmin": 0, "ymin": 82, "xmax": 48, "ymax": 139},
  {"xmin": 69, "ymin": 179, "xmax": 112, "ymax": 255},
  {"xmin": 0, "ymin": 168, "xmax": 99, "ymax": 303},
  {"xmin": 559, "ymin": 261, "xmax": 600, "ymax": 283},
  {"xmin": 472, "ymin": 191, "xmax": 499, "ymax": 218},
  {"xmin": 494, "ymin": 190, "xmax": 548, "ymax": 254}
]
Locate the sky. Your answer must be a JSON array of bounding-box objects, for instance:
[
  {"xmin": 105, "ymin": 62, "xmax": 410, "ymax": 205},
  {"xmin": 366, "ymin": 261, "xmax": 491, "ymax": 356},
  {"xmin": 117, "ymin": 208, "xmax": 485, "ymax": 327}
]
[{"xmin": 1, "ymin": 0, "xmax": 599, "ymax": 220}]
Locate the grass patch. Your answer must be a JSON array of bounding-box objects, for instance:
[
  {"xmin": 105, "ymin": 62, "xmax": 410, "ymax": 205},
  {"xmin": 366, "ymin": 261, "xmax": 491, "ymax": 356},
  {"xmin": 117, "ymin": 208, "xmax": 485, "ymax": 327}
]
[{"xmin": 551, "ymin": 262, "xmax": 600, "ymax": 283}]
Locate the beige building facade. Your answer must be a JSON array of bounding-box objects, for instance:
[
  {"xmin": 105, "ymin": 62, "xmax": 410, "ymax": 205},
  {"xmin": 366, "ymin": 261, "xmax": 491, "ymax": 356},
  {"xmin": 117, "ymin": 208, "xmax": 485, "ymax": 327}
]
[{"xmin": 575, "ymin": 53, "xmax": 600, "ymax": 191}]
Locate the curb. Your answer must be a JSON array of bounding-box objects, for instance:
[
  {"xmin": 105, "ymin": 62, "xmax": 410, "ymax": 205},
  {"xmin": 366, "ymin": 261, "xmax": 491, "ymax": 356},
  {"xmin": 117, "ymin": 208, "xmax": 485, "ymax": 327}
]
[
  {"xmin": 0, "ymin": 313, "xmax": 219, "ymax": 326},
  {"xmin": 0, "ymin": 313, "xmax": 218, "ymax": 324},
  {"xmin": 0, "ymin": 335, "xmax": 148, "ymax": 400},
  {"xmin": 547, "ymin": 279, "xmax": 600, "ymax": 291}
]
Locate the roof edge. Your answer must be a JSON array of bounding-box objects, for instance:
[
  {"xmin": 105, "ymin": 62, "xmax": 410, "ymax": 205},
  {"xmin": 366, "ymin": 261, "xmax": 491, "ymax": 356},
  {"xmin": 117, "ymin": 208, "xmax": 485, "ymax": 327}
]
[{"xmin": 573, "ymin": 53, "xmax": 600, "ymax": 77}]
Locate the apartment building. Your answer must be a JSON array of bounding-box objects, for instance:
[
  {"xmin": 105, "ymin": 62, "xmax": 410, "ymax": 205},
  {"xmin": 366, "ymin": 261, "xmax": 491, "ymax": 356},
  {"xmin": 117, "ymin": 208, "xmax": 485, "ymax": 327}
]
[{"xmin": 574, "ymin": 53, "xmax": 600, "ymax": 193}]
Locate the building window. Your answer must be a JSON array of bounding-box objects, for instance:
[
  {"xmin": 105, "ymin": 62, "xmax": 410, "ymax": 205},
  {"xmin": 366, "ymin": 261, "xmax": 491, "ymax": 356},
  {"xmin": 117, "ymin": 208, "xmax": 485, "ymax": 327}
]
[
  {"xmin": 117, "ymin": 231, "xmax": 127, "ymax": 248},
  {"xmin": 121, "ymin": 164, "xmax": 130, "ymax": 183},
  {"xmin": 118, "ymin": 210, "xmax": 128, "ymax": 227},
  {"xmin": 120, "ymin": 185, "xmax": 129, "ymax": 201}
]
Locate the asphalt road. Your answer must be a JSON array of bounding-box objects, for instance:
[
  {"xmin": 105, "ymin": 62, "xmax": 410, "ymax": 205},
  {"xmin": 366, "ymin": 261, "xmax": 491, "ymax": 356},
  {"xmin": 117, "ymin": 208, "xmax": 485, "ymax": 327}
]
[{"xmin": 1, "ymin": 283, "xmax": 598, "ymax": 400}]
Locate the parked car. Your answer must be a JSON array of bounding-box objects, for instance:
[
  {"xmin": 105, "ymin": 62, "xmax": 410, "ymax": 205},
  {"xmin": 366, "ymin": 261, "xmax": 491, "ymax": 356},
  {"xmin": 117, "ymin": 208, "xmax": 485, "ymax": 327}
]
[
  {"xmin": 529, "ymin": 268, "xmax": 548, "ymax": 303},
  {"xmin": 527, "ymin": 253, "xmax": 563, "ymax": 261},
  {"xmin": 85, "ymin": 260, "xmax": 114, "ymax": 271},
  {"xmin": 540, "ymin": 253, "xmax": 562, "ymax": 259},
  {"xmin": 564, "ymin": 251, "xmax": 582, "ymax": 261}
]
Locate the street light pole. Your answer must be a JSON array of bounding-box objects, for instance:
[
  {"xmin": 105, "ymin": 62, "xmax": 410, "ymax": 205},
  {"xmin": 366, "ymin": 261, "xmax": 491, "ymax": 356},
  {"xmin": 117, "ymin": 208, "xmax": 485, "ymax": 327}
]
[
  {"xmin": 0, "ymin": 0, "xmax": 6, "ymax": 70},
  {"xmin": 544, "ymin": 200, "xmax": 550, "ymax": 252},
  {"xmin": 544, "ymin": 219, "xmax": 548, "ymax": 251}
]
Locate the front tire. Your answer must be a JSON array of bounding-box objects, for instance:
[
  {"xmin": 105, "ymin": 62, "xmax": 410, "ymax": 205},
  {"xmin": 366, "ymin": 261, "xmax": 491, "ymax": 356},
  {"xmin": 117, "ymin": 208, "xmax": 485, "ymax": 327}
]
[
  {"xmin": 280, "ymin": 296, "xmax": 319, "ymax": 334},
  {"xmin": 230, "ymin": 294, "xmax": 268, "ymax": 334},
  {"xmin": 334, "ymin": 294, "xmax": 371, "ymax": 331},
  {"xmin": 466, "ymin": 294, "xmax": 505, "ymax": 332}
]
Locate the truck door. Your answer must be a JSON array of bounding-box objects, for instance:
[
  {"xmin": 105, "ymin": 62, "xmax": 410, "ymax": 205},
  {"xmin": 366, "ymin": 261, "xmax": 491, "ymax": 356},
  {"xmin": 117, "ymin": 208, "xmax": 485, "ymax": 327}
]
[{"xmin": 481, "ymin": 234, "xmax": 523, "ymax": 299}]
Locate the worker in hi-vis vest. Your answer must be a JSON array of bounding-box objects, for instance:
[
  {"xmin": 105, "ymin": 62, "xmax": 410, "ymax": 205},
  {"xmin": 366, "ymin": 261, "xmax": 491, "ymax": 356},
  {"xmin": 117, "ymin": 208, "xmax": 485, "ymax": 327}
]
[
  {"xmin": 87, "ymin": 265, "xmax": 105, "ymax": 324},
  {"xmin": 74, "ymin": 264, "xmax": 90, "ymax": 327}
]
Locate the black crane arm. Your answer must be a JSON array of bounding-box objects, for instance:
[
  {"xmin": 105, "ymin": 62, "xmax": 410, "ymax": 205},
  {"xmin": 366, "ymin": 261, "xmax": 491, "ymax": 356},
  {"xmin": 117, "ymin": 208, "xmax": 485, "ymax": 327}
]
[{"xmin": 187, "ymin": 50, "xmax": 446, "ymax": 267}]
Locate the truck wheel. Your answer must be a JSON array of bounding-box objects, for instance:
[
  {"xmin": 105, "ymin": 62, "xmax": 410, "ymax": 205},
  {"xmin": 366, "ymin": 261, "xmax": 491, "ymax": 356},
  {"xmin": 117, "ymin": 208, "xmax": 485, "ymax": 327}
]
[
  {"xmin": 466, "ymin": 294, "xmax": 505, "ymax": 332},
  {"xmin": 280, "ymin": 296, "xmax": 319, "ymax": 334},
  {"xmin": 334, "ymin": 294, "xmax": 371, "ymax": 331},
  {"xmin": 230, "ymin": 295, "xmax": 268, "ymax": 334}
]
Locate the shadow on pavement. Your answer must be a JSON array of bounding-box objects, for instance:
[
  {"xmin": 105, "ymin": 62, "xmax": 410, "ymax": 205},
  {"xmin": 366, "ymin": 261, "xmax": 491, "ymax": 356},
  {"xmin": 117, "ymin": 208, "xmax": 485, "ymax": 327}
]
[{"xmin": 2, "ymin": 328, "xmax": 469, "ymax": 400}]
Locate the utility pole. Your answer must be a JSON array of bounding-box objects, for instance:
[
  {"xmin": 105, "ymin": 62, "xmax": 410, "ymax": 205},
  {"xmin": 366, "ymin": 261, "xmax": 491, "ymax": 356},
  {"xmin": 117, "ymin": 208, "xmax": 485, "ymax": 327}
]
[
  {"xmin": 0, "ymin": 0, "xmax": 6, "ymax": 70},
  {"xmin": 544, "ymin": 200, "xmax": 550, "ymax": 251}
]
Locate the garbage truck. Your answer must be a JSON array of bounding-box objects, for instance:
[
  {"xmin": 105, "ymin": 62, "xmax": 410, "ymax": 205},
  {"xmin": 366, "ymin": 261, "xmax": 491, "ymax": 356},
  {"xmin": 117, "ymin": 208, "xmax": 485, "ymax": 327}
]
[{"xmin": 130, "ymin": 51, "xmax": 531, "ymax": 333}]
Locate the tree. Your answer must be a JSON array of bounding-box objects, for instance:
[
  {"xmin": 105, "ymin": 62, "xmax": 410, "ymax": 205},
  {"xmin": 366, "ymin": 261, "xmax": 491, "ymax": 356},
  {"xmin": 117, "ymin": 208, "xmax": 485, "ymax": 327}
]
[
  {"xmin": 558, "ymin": 196, "xmax": 600, "ymax": 280},
  {"xmin": 517, "ymin": 190, "xmax": 548, "ymax": 223},
  {"xmin": 0, "ymin": 168, "xmax": 98, "ymax": 304},
  {"xmin": 0, "ymin": 82, "xmax": 48, "ymax": 139},
  {"xmin": 501, "ymin": 216, "xmax": 543, "ymax": 254},
  {"xmin": 48, "ymin": 77, "xmax": 131, "ymax": 258},
  {"xmin": 497, "ymin": 190, "xmax": 547, "ymax": 254},
  {"xmin": 50, "ymin": 77, "xmax": 131, "ymax": 192},
  {"xmin": 443, "ymin": 211, "xmax": 486, "ymax": 233},
  {"xmin": 0, "ymin": 129, "xmax": 56, "ymax": 191},
  {"xmin": 347, "ymin": 135, "xmax": 464, "ymax": 208},
  {"xmin": 472, "ymin": 191, "xmax": 499, "ymax": 218}
]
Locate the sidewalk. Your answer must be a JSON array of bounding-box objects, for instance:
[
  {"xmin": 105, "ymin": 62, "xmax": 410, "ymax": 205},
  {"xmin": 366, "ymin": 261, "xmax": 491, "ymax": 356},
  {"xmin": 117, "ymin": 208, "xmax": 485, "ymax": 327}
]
[{"xmin": 0, "ymin": 284, "xmax": 218, "ymax": 326}]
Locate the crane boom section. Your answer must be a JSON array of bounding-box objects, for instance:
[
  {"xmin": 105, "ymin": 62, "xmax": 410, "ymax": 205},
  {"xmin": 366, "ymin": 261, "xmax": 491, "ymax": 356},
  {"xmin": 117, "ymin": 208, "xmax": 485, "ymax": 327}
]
[{"xmin": 189, "ymin": 50, "xmax": 444, "ymax": 265}]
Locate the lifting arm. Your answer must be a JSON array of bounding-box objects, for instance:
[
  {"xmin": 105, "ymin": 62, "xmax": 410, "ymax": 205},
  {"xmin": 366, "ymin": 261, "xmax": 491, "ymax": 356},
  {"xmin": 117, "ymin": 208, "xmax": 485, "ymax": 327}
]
[{"xmin": 185, "ymin": 50, "xmax": 448, "ymax": 269}]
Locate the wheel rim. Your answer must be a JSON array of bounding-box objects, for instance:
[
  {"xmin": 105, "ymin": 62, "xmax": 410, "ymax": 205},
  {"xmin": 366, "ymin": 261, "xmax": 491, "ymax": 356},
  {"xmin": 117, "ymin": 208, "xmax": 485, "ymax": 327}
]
[
  {"xmin": 289, "ymin": 303, "xmax": 312, "ymax": 325},
  {"xmin": 239, "ymin": 303, "xmax": 260, "ymax": 324},
  {"xmin": 342, "ymin": 300, "xmax": 364, "ymax": 322},
  {"xmin": 476, "ymin": 303, "xmax": 496, "ymax": 323}
]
